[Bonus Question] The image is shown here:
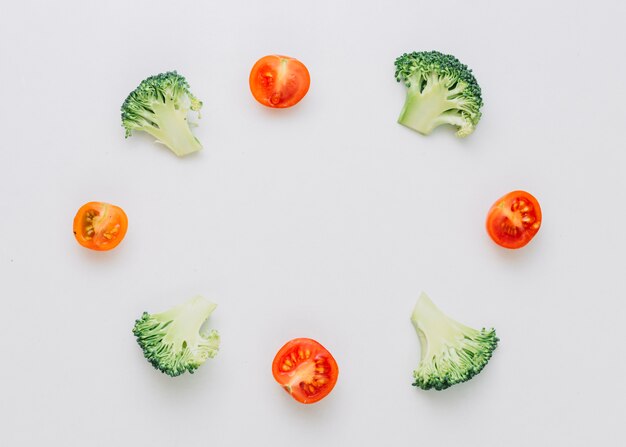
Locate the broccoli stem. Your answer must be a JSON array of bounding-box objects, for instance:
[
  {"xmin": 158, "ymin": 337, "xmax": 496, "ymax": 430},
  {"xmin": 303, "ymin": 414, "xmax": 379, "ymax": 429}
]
[
  {"xmin": 144, "ymin": 98, "xmax": 202, "ymax": 157},
  {"xmin": 398, "ymin": 82, "xmax": 455, "ymax": 135},
  {"xmin": 434, "ymin": 112, "xmax": 473, "ymax": 137},
  {"xmin": 159, "ymin": 296, "xmax": 217, "ymax": 348},
  {"xmin": 411, "ymin": 293, "xmax": 470, "ymax": 361}
]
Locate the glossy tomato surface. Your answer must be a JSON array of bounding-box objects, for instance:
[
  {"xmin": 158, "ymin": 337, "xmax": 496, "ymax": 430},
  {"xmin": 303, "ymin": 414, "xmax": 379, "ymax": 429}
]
[
  {"xmin": 272, "ymin": 338, "xmax": 338, "ymax": 404},
  {"xmin": 486, "ymin": 190, "xmax": 542, "ymax": 249},
  {"xmin": 73, "ymin": 202, "xmax": 128, "ymax": 251},
  {"xmin": 249, "ymin": 55, "xmax": 310, "ymax": 108}
]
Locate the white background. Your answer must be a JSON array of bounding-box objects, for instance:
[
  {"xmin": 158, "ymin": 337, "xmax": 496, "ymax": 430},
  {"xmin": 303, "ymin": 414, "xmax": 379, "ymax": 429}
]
[{"xmin": 1, "ymin": 0, "xmax": 625, "ymax": 445}]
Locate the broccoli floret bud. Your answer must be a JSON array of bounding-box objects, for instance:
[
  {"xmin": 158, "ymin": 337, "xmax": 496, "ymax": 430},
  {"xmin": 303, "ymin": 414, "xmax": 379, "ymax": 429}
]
[
  {"xmin": 395, "ymin": 51, "xmax": 483, "ymax": 137},
  {"xmin": 411, "ymin": 292, "xmax": 498, "ymax": 390},
  {"xmin": 133, "ymin": 296, "xmax": 219, "ymax": 377},
  {"xmin": 121, "ymin": 71, "xmax": 203, "ymax": 157}
]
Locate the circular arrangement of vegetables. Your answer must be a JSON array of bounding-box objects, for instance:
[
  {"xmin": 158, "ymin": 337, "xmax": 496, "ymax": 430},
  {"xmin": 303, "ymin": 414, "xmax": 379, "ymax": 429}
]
[{"xmin": 72, "ymin": 50, "xmax": 543, "ymax": 400}]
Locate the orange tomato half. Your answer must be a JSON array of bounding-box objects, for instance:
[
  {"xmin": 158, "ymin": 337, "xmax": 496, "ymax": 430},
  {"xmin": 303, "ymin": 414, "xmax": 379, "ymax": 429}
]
[{"xmin": 73, "ymin": 202, "xmax": 128, "ymax": 251}]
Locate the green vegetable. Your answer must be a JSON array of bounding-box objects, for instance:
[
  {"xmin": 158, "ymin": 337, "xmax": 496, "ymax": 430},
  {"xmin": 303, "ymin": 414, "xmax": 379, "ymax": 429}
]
[
  {"xmin": 411, "ymin": 292, "xmax": 498, "ymax": 390},
  {"xmin": 394, "ymin": 51, "xmax": 483, "ymax": 137},
  {"xmin": 121, "ymin": 71, "xmax": 203, "ymax": 157},
  {"xmin": 133, "ymin": 296, "xmax": 219, "ymax": 377}
]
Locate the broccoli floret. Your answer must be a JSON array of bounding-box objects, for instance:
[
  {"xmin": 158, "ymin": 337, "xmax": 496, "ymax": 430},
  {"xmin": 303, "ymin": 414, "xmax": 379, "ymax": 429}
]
[
  {"xmin": 133, "ymin": 296, "xmax": 219, "ymax": 377},
  {"xmin": 395, "ymin": 51, "xmax": 483, "ymax": 137},
  {"xmin": 411, "ymin": 292, "xmax": 498, "ymax": 390},
  {"xmin": 121, "ymin": 71, "xmax": 203, "ymax": 157}
]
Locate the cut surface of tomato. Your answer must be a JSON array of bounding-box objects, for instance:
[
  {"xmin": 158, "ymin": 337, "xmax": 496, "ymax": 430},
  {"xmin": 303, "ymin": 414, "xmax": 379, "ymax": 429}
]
[
  {"xmin": 73, "ymin": 202, "xmax": 128, "ymax": 251},
  {"xmin": 272, "ymin": 338, "xmax": 338, "ymax": 404},
  {"xmin": 486, "ymin": 190, "xmax": 542, "ymax": 249},
  {"xmin": 249, "ymin": 55, "xmax": 310, "ymax": 108}
]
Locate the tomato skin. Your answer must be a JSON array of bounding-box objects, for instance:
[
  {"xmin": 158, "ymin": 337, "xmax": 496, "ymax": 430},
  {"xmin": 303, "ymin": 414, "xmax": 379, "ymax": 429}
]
[
  {"xmin": 486, "ymin": 190, "xmax": 542, "ymax": 249},
  {"xmin": 249, "ymin": 55, "xmax": 310, "ymax": 108},
  {"xmin": 272, "ymin": 338, "xmax": 338, "ymax": 404},
  {"xmin": 73, "ymin": 202, "xmax": 128, "ymax": 251}
]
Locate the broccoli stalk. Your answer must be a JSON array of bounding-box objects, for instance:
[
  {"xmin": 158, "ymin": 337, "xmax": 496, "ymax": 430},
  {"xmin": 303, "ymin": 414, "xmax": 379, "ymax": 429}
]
[
  {"xmin": 395, "ymin": 51, "xmax": 483, "ymax": 137},
  {"xmin": 133, "ymin": 296, "xmax": 219, "ymax": 377},
  {"xmin": 411, "ymin": 292, "xmax": 498, "ymax": 390},
  {"xmin": 122, "ymin": 71, "xmax": 203, "ymax": 157}
]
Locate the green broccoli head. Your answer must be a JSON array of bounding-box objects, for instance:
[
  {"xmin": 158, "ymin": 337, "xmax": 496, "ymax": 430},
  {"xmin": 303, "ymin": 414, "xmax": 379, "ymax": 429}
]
[
  {"xmin": 121, "ymin": 71, "xmax": 203, "ymax": 157},
  {"xmin": 395, "ymin": 51, "xmax": 483, "ymax": 137},
  {"xmin": 411, "ymin": 292, "xmax": 498, "ymax": 390},
  {"xmin": 133, "ymin": 296, "xmax": 219, "ymax": 377}
]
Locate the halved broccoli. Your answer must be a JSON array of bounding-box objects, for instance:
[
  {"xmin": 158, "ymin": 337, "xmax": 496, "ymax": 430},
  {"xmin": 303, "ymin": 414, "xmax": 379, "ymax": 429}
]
[
  {"xmin": 121, "ymin": 71, "xmax": 203, "ymax": 157},
  {"xmin": 411, "ymin": 292, "xmax": 498, "ymax": 390},
  {"xmin": 395, "ymin": 51, "xmax": 483, "ymax": 137},
  {"xmin": 133, "ymin": 296, "xmax": 219, "ymax": 377}
]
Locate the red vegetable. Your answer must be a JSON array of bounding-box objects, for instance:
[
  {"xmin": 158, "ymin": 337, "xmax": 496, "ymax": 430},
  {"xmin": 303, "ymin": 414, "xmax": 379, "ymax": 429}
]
[
  {"xmin": 272, "ymin": 338, "xmax": 338, "ymax": 404},
  {"xmin": 486, "ymin": 191, "xmax": 541, "ymax": 249},
  {"xmin": 249, "ymin": 55, "xmax": 310, "ymax": 108}
]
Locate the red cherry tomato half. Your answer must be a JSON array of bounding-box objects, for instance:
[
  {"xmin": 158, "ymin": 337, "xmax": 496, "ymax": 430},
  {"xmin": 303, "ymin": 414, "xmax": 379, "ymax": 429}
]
[
  {"xmin": 249, "ymin": 55, "xmax": 310, "ymax": 108},
  {"xmin": 486, "ymin": 190, "xmax": 542, "ymax": 249},
  {"xmin": 272, "ymin": 338, "xmax": 338, "ymax": 404},
  {"xmin": 73, "ymin": 202, "xmax": 128, "ymax": 251}
]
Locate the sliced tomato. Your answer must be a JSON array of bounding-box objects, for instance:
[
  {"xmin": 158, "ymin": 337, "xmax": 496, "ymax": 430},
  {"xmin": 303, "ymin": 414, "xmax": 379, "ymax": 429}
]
[
  {"xmin": 486, "ymin": 190, "xmax": 542, "ymax": 249},
  {"xmin": 73, "ymin": 202, "xmax": 128, "ymax": 251},
  {"xmin": 249, "ymin": 55, "xmax": 310, "ymax": 108},
  {"xmin": 272, "ymin": 338, "xmax": 338, "ymax": 404}
]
